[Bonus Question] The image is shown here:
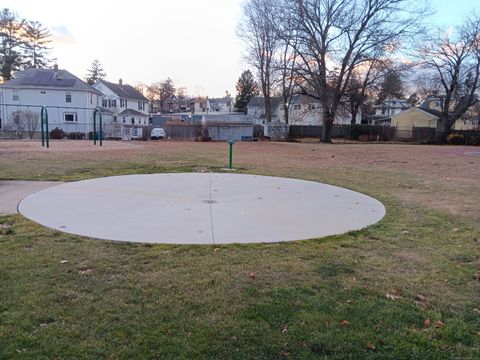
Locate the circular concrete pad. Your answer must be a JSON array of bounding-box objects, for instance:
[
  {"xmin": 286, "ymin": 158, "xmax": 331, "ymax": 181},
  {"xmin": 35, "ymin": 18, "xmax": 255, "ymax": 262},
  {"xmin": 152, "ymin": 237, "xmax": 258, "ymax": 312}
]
[{"xmin": 19, "ymin": 173, "xmax": 385, "ymax": 244}]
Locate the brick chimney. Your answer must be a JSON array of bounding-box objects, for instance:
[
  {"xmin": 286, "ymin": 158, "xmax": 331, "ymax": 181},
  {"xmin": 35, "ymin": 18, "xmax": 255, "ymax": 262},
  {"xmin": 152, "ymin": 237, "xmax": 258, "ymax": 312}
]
[{"xmin": 119, "ymin": 79, "xmax": 123, "ymax": 86}]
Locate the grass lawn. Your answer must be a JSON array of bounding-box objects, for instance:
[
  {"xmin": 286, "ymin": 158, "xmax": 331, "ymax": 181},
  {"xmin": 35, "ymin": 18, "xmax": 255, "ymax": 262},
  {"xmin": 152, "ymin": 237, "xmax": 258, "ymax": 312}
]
[{"xmin": 1, "ymin": 140, "xmax": 479, "ymax": 359}]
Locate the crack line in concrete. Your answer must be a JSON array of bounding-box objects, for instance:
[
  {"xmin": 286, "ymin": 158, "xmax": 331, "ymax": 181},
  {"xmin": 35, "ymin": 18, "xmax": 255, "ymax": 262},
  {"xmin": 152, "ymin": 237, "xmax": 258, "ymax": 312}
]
[{"xmin": 208, "ymin": 172, "xmax": 216, "ymax": 245}]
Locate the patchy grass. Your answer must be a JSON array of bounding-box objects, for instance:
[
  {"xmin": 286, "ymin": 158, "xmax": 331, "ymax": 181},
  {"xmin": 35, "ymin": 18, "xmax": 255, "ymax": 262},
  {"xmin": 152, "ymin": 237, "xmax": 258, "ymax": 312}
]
[{"xmin": 1, "ymin": 140, "xmax": 480, "ymax": 358}]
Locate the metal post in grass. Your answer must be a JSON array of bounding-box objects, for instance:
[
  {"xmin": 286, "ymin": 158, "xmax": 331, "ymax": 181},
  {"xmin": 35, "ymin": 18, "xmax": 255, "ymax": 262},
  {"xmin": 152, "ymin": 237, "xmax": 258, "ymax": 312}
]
[
  {"xmin": 93, "ymin": 107, "xmax": 103, "ymax": 146},
  {"xmin": 40, "ymin": 106, "xmax": 49, "ymax": 148},
  {"xmin": 228, "ymin": 140, "xmax": 235, "ymax": 169}
]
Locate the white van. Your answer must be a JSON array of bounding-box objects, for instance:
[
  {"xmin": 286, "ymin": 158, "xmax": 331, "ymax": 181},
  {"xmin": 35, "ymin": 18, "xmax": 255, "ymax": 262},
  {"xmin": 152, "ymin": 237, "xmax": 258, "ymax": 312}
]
[{"xmin": 150, "ymin": 128, "xmax": 166, "ymax": 140}]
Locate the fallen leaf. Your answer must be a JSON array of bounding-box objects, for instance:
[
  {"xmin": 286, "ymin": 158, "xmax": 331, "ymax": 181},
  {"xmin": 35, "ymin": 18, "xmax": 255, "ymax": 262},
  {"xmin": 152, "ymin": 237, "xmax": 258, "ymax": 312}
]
[
  {"xmin": 346, "ymin": 299, "xmax": 353, "ymax": 304},
  {"xmin": 416, "ymin": 294, "xmax": 427, "ymax": 302},
  {"xmin": 79, "ymin": 268, "xmax": 93, "ymax": 275},
  {"xmin": 474, "ymin": 273, "xmax": 480, "ymax": 282},
  {"xmin": 439, "ymin": 344, "xmax": 449, "ymax": 351},
  {"xmin": 340, "ymin": 320, "xmax": 350, "ymax": 326},
  {"xmin": 282, "ymin": 325, "xmax": 288, "ymax": 333},
  {"xmin": 385, "ymin": 289, "xmax": 402, "ymax": 301},
  {"xmin": 473, "ymin": 308, "xmax": 480, "ymax": 315},
  {"xmin": 434, "ymin": 320, "xmax": 444, "ymax": 328},
  {"xmin": 60, "ymin": 260, "xmax": 68, "ymax": 264},
  {"xmin": 378, "ymin": 339, "xmax": 385, "ymax": 346},
  {"xmin": 367, "ymin": 343, "xmax": 375, "ymax": 350},
  {"xmin": 213, "ymin": 248, "xmax": 220, "ymax": 252},
  {"xmin": 424, "ymin": 319, "xmax": 431, "ymax": 327},
  {"xmin": 248, "ymin": 272, "xmax": 256, "ymax": 281}
]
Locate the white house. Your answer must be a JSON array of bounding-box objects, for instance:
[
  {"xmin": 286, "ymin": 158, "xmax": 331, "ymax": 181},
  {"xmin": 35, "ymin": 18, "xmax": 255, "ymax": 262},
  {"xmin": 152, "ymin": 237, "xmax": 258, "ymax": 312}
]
[
  {"xmin": 0, "ymin": 65, "xmax": 102, "ymax": 136},
  {"xmin": 207, "ymin": 96, "xmax": 233, "ymax": 114},
  {"xmin": 92, "ymin": 79, "xmax": 150, "ymax": 139},
  {"xmin": 247, "ymin": 95, "xmax": 361, "ymax": 125},
  {"xmin": 374, "ymin": 98, "xmax": 410, "ymax": 118}
]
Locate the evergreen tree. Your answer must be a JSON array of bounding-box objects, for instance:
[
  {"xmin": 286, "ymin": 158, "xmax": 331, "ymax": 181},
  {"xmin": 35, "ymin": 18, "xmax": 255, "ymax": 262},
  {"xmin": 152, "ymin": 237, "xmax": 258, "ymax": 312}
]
[
  {"xmin": 85, "ymin": 59, "xmax": 106, "ymax": 85},
  {"xmin": 234, "ymin": 70, "xmax": 258, "ymax": 113},
  {"xmin": 377, "ymin": 70, "xmax": 405, "ymax": 103},
  {"xmin": 22, "ymin": 20, "xmax": 55, "ymax": 69},
  {"xmin": 0, "ymin": 8, "xmax": 24, "ymax": 81}
]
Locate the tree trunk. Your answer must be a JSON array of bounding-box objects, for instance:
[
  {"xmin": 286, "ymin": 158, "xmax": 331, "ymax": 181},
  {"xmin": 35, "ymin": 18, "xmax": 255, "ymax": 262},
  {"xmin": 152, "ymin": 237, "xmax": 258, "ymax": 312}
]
[
  {"xmin": 322, "ymin": 116, "xmax": 334, "ymax": 143},
  {"xmin": 264, "ymin": 96, "xmax": 272, "ymax": 122},
  {"xmin": 350, "ymin": 108, "xmax": 358, "ymax": 126}
]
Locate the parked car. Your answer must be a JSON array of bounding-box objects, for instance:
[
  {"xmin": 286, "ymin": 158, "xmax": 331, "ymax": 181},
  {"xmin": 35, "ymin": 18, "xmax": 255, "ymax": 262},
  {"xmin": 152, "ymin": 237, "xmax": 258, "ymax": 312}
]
[{"xmin": 150, "ymin": 128, "xmax": 166, "ymax": 140}]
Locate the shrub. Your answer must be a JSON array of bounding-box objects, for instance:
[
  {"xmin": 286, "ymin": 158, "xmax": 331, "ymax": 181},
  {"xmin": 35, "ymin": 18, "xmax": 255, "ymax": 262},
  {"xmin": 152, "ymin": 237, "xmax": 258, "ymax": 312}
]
[
  {"xmin": 67, "ymin": 132, "xmax": 85, "ymax": 140},
  {"xmin": 50, "ymin": 127, "xmax": 65, "ymax": 139},
  {"xmin": 446, "ymin": 133, "xmax": 465, "ymax": 145}
]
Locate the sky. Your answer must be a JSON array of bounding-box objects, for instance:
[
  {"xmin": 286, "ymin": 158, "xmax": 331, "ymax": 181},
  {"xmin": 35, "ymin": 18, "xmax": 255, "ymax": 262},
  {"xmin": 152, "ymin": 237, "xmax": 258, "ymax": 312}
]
[{"xmin": 3, "ymin": 0, "xmax": 479, "ymax": 97}]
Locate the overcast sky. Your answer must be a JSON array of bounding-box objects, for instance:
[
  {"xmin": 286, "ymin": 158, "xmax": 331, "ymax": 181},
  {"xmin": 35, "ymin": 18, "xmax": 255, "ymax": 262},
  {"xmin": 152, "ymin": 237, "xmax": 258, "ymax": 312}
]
[{"xmin": 3, "ymin": 0, "xmax": 479, "ymax": 97}]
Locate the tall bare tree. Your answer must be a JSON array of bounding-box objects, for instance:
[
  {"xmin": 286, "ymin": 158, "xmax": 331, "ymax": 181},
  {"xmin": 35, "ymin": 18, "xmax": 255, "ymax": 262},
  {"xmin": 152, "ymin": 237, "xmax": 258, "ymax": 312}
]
[
  {"xmin": 238, "ymin": 0, "xmax": 279, "ymax": 122},
  {"xmin": 280, "ymin": 0, "xmax": 425, "ymax": 142},
  {"xmin": 148, "ymin": 78, "xmax": 176, "ymax": 113},
  {"xmin": 417, "ymin": 15, "xmax": 480, "ymax": 137}
]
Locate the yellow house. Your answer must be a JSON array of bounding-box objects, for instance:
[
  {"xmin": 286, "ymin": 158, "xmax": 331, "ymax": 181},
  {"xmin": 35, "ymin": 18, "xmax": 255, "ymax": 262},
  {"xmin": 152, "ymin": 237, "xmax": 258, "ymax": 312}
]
[
  {"xmin": 392, "ymin": 107, "xmax": 479, "ymax": 138},
  {"xmin": 391, "ymin": 108, "xmax": 439, "ymax": 138}
]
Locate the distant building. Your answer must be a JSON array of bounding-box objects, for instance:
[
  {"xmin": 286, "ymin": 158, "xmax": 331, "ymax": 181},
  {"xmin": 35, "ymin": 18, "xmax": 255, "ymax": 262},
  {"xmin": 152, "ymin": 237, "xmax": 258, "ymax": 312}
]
[
  {"xmin": 247, "ymin": 95, "xmax": 361, "ymax": 125},
  {"xmin": 93, "ymin": 79, "xmax": 150, "ymax": 126},
  {"xmin": 0, "ymin": 65, "xmax": 102, "ymax": 135},
  {"xmin": 374, "ymin": 98, "xmax": 411, "ymax": 118}
]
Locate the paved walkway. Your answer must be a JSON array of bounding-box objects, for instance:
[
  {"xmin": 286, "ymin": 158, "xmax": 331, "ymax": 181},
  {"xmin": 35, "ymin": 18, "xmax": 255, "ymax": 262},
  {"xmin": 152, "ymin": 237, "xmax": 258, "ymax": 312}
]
[
  {"xmin": 18, "ymin": 174, "xmax": 386, "ymax": 244},
  {"xmin": 0, "ymin": 181, "xmax": 62, "ymax": 215}
]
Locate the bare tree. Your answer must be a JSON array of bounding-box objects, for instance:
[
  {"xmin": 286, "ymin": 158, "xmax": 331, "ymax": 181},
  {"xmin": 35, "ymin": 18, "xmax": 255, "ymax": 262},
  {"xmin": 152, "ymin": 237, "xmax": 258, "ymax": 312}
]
[
  {"xmin": 417, "ymin": 15, "xmax": 480, "ymax": 137},
  {"xmin": 148, "ymin": 78, "xmax": 175, "ymax": 113},
  {"xmin": 238, "ymin": 0, "xmax": 280, "ymax": 122},
  {"xmin": 281, "ymin": 0, "xmax": 426, "ymax": 142},
  {"xmin": 8, "ymin": 110, "xmax": 39, "ymax": 139}
]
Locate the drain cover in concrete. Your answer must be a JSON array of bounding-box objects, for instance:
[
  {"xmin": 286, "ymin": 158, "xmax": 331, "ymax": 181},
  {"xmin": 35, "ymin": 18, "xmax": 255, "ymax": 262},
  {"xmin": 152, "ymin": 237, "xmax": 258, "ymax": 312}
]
[{"xmin": 18, "ymin": 173, "xmax": 385, "ymax": 244}]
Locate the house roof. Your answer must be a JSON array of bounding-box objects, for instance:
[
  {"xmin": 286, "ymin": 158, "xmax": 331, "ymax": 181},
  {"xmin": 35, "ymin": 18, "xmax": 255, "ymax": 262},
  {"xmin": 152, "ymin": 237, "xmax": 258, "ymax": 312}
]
[
  {"xmin": 419, "ymin": 107, "xmax": 442, "ymax": 118},
  {"xmin": 247, "ymin": 96, "xmax": 283, "ymax": 108},
  {"xmin": 98, "ymin": 80, "xmax": 149, "ymax": 102},
  {"xmin": 119, "ymin": 108, "xmax": 148, "ymax": 117},
  {"xmin": 0, "ymin": 68, "xmax": 102, "ymax": 95},
  {"xmin": 374, "ymin": 98, "xmax": 410, "ymax": 109},
  {"xmin": 392, "ymin": 107, "xmax": 440, "ymax": 120}
]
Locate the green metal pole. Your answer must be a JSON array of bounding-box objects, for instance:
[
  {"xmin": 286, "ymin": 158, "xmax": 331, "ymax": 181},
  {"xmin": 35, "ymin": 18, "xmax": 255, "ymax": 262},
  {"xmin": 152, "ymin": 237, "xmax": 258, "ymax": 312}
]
[
  {"xmin": 41, "ymin": 109, "xmax": 45, "ymax": 147},
  {"xmin": 93, "ymin": 108, "xmax": 97, "ymax": 145},
  {"xmin": 229, "ymin": 141, "xmax": 233, "ymax": 169},
  {"xmin": 99, "ymin": 109, "xmax": 103, "ymax": 147},
  {"xmin": 41, "ymin": 106, "xmax": 49, "ymax": 148}
]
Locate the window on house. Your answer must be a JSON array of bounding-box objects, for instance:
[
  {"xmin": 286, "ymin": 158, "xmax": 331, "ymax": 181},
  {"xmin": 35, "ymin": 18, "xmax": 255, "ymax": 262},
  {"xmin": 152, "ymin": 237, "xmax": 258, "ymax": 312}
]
[
  {"xmin": 112, "ymin": 99, "xmax": 117, "ymax": 108},
  {"xmin": 310, "ymin": 104, "xmax": 316, "ymax": 110},
  {"xmin": 131, "ymin": 117, "xmax": 135, "ymax": 124},
  {"xmin": 90, "ymin": 93, "xmax": 93, "ymax": 104},
  {"xmin": 143, "ymin": 102, "xmax": 146, "ymax": 111},
  {"xmin": 13, "ymin": 89, "xmax": 19, "ymax": 101},
  {"xmin": 65, "ymin": 92, "xmax": 72, "ymax": 103},
  {"xmin": 64, "ymin": 113, "xmax": 78, "ymax": 122},
  {"xmin": 293, "ymin": 104, "xmax": 301, "ymax": 110},
  {"xmin": 108, "ymin": 99, "xmax": 111, "ymax": 107},
  {"xmin": 40, "ymin": 91, "xmax": 47, "ymax": 95},
  {"xmin": 138, "ymin": 101, "xmax": 142, "ymax": 110},
  {"xmin": 123, "ymin": 116, "xmax": 126, "ymax": 123},
  {"xmin": 113, "ymin": 116, "xmax": 117, "ymax": 123}
]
